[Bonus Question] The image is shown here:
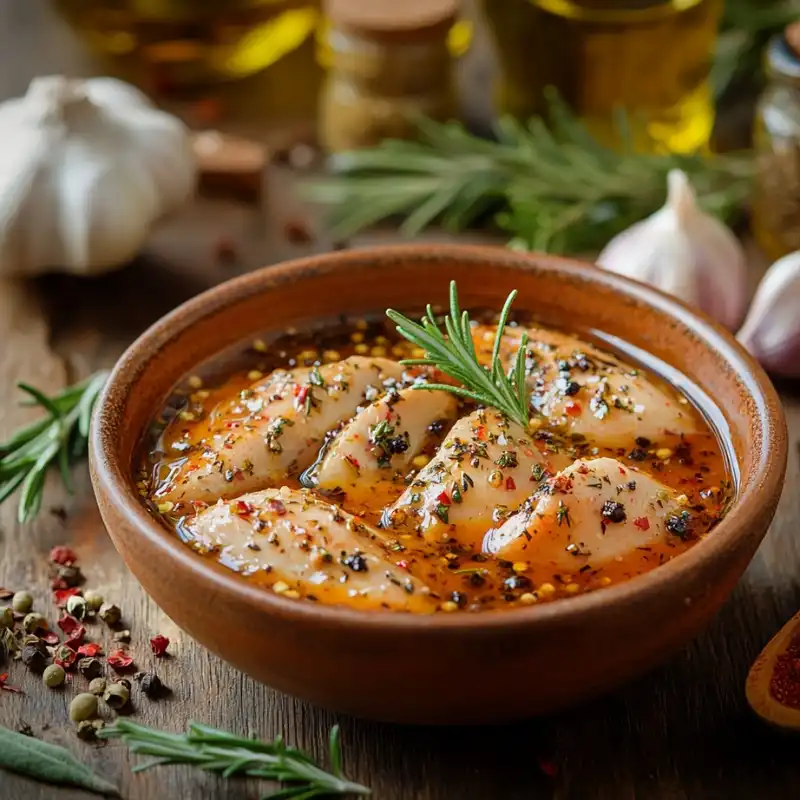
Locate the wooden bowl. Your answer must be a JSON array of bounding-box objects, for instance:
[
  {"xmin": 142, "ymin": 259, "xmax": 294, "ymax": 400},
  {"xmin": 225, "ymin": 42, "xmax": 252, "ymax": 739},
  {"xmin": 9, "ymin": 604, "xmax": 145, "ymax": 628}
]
[{"xmin": 89, "ymin": 245, "xmax": 787, "ymax": 724}]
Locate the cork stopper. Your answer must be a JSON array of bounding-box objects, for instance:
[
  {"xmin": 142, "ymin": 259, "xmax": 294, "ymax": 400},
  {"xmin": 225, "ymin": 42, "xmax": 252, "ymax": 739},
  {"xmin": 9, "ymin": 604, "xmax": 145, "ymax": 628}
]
[{"xmin": 325, "ymin": 0, "xmax": 458, "ymax": 41}]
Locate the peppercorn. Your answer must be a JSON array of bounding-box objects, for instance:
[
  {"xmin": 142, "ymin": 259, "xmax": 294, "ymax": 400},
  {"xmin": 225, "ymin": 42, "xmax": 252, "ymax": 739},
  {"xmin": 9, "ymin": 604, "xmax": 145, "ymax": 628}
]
[
  {"xmin": 56, "ymin": 565, "xmax": 83, "ymax": 588},
  {"xmin": 112, "ymin": 630, "xmax": 131, "ymax": 643},
  {"xmin": 69, "ymin": 692, "xmax": 98, "ymax": 722},
  {"xmin": 0, "ymin": 607, "xmax": 13, "ymax": 630},
  {"xmin": 83, "ymin": 590, "xmax": 104, "ymax": 612},
  {"xmin": 78, "ymin": 657, "xmax": 103, "ymax": 680},
  {"xmin": 66, "ymin": 595, "xmax": 87, "ymax": 620},
  {"xmin": 11, "ymin": 591, "xmax": 33, "ymax": 614},
  {"xmin": 98, "ymin": 603, "xmax": 121, "ymax": 626},
  {"xmin": 22, "ymin": 612, "xmax": 47, "ymax": 633},
  {"xmin": 22, "ymin": 635, "xmax": 48, "ymax": 656},
  {"xmin": 42, "ymin": 664, "xmax": 65, "ymax": 688},
  {"xmin": 503, "ymin": 575, "xmax": 532, "ymax": 591},
  {"xmin": 103, "ymin": 681, "xmax": 130, "ymax": 710},
  {"xmin": 601, "ymin": 500, "xmax": 627, "ymax": 524},
  {"xmin": 139, "ymin": 672, "xmax": 166, "ymax": 699},
  {"xmin": 21, "ymin": 644, "xmax": 47, "ymax": 673},
  {"xmin": 75, "ymin": 720, "xmax": 96, "ymax": 740},
  {"xmin": 88, "ymin": 677, "xmax": 107, "ymax": 696}
]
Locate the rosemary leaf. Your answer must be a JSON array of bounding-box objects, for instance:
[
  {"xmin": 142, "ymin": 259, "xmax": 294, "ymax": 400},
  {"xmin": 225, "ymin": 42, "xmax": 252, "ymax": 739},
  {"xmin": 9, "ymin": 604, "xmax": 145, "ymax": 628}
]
[
  {"xmin": 308, "ymin": 90, "xmax": 753, "ymax": 253},
  {"xmin": 0, "ymin": 370, "xmax": 109, "ymax": 522},
  {"xmin": 387, "ymin": 281, "xmax": 530, "ymax": 429},
  {"xmin": 0, "ymin": 726, "xmax": 119, "ymax": 796},
  {"xmin": 98, "ymin": 720, "xmax": 370, "ymax": 798}
]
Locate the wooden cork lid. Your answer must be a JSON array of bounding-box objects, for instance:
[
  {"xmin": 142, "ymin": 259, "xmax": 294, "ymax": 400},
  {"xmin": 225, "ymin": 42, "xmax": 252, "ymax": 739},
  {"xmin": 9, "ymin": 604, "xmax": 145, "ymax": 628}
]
[{"xmin": 325, "ymin": 0, "xmax": 458, "ymax": 40}]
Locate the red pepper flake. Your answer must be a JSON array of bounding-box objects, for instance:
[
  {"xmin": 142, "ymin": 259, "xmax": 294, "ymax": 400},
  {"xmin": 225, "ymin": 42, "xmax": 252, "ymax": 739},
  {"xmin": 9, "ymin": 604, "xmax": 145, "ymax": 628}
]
[
  {"xmin": 633, "ymin": 517, "xmax": 651, "ymax": 531},
  {"xmin": 77, "ymin": 643, "xmax": 103, "ymax": 658},
  {"xmin": 436, "ymin": 491, "xmax": 451, "ymax": 506},
  {"xmin": 344, "ymin": 455, "xmax": 360, "ymax": 472},
  {"xmin": 38, "ymin": 630, "xmax": 60, "ymax": 646},
  {"xmin": 565, "ymin": 400, "xmax": 582, "ymax": 416},
  {"xmin": 50, "ymin": 546, "xmax": 78, "ymax": 565},
  {"xmin": 150, "ymin": 635, "xmax": 170, "ymax": 657},
  {"xmin": 538, "ymin": 758, "xmax": 558, "ymax": 778},
  {"xmin": 234, "ymin": 500, "xmax": 254, "ymax": 517},
  {"xmin": 576, "ymin": 463, "xmax": 590, "ymax": 475},
  {"xmin": 65, "ymin": 626, "xmax": 86, "ymax": 649},
  {"xmin": 53, "ymin": 587, "xmax": 81, "ymax": 606},
  {"xmin": 293, "ymin": 385, "xmax": 310, "ymax": 410},
  {"xmin": 396, "ymin": 560, "xmax": 410, "ymax": 570},
  {"xmin": 0, "ymin": 673, "xmax": 23, "ymax": 694},
  {"xmin": 475, "ymin": 425, "xmax": 487, "ymax": 441},
  {"xmin": 266, "ymin": 499, "xmax": 286, "ymax": 516},
  {"xmin": 107, "ymin": 650, "xmax": 135, "ymax": 671},
  {"xmin": 50, "ymin": 576, "xmax": 68, "ymax": 590},
  {"xmin": 57, "ymin": 614, "xmax": 82, "ymax": 635},
  {"xmin": 54, "ymin": 649, "xmax": 78, "ymax": 670},
  {"xmin": 618, "ymin": 466, "xmax": 627, "ymax": 475},
  {"xmin": 505, "ymin": 476, "xmax": 517, "ymax": 490}
]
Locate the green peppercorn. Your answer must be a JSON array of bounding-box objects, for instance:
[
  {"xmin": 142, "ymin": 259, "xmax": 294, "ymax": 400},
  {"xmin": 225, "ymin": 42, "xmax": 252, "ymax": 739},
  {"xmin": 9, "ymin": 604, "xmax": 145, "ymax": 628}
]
[
  {"xmin": 83, "ymin": 589, "xmax": 104, "ymax": 612},
  {"xmin": 69, "ymin": 692, "xmax": 98, "ymax": 722},
  {"xmin": 103, "ymin": 681, "xmax": 130, "ymax": 710},
  {"xmin": 75, "ymin": 720, "xmax": 96, "ymax": 740},
  {"xmin": 98, "ymin": 603, "xmax": 121, "ymax": 626},
  {"xmin": 0, "ymin": 607, "xmax": 14, "ymax": 630},
  {"xmin": 66, "ymin": 595, "xmax": 87, "ymax": 620},
  {"xmin": 88, "ymin": 677, "xmax": 107, "ymax": 696},
  {"xmin": 11, "ymin": 591, "xmax": 33, "ymax": 614},
  {"xmin": 22, "ymin": 612, "xmax": 47, "ymax": 634},
  {"xmin": 43, "ymin": 663, "xmax": 65, "ymax": 688}
]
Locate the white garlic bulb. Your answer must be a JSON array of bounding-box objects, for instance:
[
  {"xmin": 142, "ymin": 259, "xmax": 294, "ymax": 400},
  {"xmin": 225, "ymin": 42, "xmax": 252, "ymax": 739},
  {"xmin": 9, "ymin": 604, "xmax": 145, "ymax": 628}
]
[
  {"xmin": 738, "ymin": 251, "xmax": 800, "ymax": 377},
  {"xmin": 0, "ymin": 76, "xmax": 196, "ymax": 277},
  {"xmin": 597, "ymin": 169, "xmax": 748, "ymax": 330}
]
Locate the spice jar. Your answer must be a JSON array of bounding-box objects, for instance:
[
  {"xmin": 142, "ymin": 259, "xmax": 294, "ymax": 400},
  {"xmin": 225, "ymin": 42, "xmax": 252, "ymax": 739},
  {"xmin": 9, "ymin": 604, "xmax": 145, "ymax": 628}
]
[
  {"xmin": 752, "ymin": 27, "xmax": 800, "ymax": 262},
  {"xmin": 481, "ymin": 0, "xmax": 722, "ymax": 154},
  {"xmin": 319, "ymin": 0, "xmax": 457, "ymax": 152}
]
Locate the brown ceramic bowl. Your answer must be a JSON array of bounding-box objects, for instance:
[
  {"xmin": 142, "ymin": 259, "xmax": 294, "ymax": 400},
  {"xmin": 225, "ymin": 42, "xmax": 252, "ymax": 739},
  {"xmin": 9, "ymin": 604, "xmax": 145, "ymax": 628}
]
[{"xmin": 90, "ymin": 245, "xmax": 787, "ymax": 724}]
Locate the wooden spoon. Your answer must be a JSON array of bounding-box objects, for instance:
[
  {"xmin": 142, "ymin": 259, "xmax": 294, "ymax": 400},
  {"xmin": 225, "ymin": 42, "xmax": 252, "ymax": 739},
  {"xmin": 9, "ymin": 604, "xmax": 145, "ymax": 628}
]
[{"xmin": 746, "ymin": 610, "xmax": 800, "ymax": 731}]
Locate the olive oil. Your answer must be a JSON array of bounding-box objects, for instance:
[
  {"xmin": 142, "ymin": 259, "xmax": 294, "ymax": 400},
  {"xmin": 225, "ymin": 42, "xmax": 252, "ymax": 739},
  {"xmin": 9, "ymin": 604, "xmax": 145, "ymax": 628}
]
[
  {"xmin": 53, "ymin": 0, "xmax": 320, "ymax": 89},
  {"xmin": 482, "ymin": 0, "xmax": 722, "ymax": 153}
]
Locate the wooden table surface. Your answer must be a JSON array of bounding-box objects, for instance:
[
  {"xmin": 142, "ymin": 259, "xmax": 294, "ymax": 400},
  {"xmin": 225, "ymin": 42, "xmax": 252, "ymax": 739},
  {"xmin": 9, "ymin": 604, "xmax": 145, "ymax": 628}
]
[{"xmin": 1, "ymin": 3, "xmax": 798, "ymax": 799}]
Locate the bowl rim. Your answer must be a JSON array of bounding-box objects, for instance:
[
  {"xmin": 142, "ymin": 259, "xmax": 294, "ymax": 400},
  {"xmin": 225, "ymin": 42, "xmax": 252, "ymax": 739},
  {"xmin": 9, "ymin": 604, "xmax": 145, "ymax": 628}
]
[{"xmin": 90, "ymin": 243, "xmax": 788, "ymax": 634}]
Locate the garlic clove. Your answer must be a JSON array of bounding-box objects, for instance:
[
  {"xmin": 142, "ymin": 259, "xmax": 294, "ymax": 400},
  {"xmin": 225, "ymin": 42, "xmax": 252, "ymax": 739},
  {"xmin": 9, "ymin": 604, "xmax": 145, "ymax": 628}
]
[
  {"xmin": 737, "ymin": 251, "xmax": 800, "ymax": 377},
  {"xmin": 597, "ymin": 169, "xmax": 748, "ymax": 330}
]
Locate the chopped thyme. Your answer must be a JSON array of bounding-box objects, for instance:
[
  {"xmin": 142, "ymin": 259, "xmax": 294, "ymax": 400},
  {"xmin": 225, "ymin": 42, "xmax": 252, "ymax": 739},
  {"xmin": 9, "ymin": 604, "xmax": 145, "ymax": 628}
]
[
  {"xmin": 434, "ymin": 503, "xmax": 450, "ymax": 524},
  {"xmin": 495, "ymin": 451, "xmax": 518, "ymax": 469},
  {"xmin": 556, "ymin": 501, "xmax": 571, "ymax": 527},
  {"xmin": 265, "ymin": 416, "xmax": 294, "ymax": 453},
  {"xmin": 531, "ymin": 463, "xmax": 545, "ymax": 482}
]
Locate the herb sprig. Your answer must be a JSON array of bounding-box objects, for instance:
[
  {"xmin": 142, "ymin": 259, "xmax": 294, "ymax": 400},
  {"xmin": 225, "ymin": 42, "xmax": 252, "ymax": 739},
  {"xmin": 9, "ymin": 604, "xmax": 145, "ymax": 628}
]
[
  {"xmin": 386, "ymin": 281, "xmax": 530, "ymax": 429},
  {"xmin": 0, "ymin": 371, "xmax": 108, "ymax": 522},
  {"xmin": 98, "ymin": 719, "xmax": 370, "ymax": 799},
  {"xmin": 309, "ymin": 90, "xmax": 752, "ymax": 253}
]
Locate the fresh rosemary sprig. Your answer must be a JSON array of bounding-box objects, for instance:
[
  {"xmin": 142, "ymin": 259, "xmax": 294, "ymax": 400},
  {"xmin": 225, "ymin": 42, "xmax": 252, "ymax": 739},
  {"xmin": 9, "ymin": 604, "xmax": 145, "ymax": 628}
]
[
  {"xmin": 98, "ymin": 720, "xmax": 370, "ymax": 799},
  {"xmin": 308, "ymin": 90, "xmax": 753, "ymax": 253},
  {"xmin": 386, "ymin": 281, "xmax": 530, "ymax": 429},
  {"xmin": 0, "ymin": 371, "xmax": 108, "ymax": 523}
]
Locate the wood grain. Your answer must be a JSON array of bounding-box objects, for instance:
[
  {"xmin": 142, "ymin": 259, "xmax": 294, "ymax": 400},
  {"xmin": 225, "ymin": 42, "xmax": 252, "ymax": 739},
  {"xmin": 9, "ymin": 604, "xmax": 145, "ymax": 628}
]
[{"xmin": 0, "ymin": 3, "xmax": 798, "ymax": 798}]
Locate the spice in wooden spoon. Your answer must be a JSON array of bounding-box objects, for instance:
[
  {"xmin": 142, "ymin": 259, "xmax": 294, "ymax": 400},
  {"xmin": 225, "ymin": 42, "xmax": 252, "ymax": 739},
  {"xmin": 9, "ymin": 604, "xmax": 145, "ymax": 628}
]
[{"xmin": 746, "ymin": 610, "xmax": 800, "ymax": 732}]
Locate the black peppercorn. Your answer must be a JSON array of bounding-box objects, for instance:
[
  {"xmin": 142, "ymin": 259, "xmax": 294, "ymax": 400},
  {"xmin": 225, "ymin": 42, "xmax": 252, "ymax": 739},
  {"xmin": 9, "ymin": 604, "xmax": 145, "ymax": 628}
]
[
  {"xmin": 78, "ymin": 657, "xmax": 104, "ymax": 680},
  {"xmin": 635, "ymin": 437, "xmax": 651, "ymax": 448},
  {"xmin": 601, "ymin": 500, "xmax": 627, "ymax": 523},
  {"xmin": 21, "ymin": 643, "xmax": 47, "ymax": 673},
  {"xmin": 342, "ymin": 553, "xmax": 368, "ymax": 572},
  {"xmin": 564, "ymin": 381, "xmax": 581, "ymax": 396},
  {"xmin": 139, "ymin": 672, "xmax": 166, "ymax": 699},
  {"xmin": 628, "ymin": 448, "xmax": 647, "ymax": 461},
  {"xmin": 503, "ymin": 575, "xmax": 532, "ymax": 591},
  {"xmin": 450, "ymin": 591, "xmax": 468, "ymax": 608},
  {"xmin": 666, "ymin": 512, "xmax": 692, "ymax": 540},
  {"xmin": 56, "ymin": 565, "xmax": 83, "ymax": 588}
]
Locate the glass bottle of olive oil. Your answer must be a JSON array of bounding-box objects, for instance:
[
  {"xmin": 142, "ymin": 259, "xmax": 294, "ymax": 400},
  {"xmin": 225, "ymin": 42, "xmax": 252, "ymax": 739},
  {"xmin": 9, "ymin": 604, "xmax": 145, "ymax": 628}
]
[
  {"xmin": 53, "ymin": 0, "xmax": 321, "ymax": 89},
  {"xmin": 482, "ymin": 0, "xmax": 722, "ymax": 153}
]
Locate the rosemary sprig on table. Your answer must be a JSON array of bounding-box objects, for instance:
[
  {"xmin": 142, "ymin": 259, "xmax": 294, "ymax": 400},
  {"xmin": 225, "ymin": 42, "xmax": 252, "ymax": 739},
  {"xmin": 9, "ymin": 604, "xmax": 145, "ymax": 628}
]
[
  {"xmin": 309, "ymin": 90, "xmax": 753, "ymax": 253},
  {"xmin": 387, "ymin": 281, "xmax": 530, "ymax": 429},
  {"xmin": 98, "ymin": 720, "xmax": 370, "ymax": 799},
  {"xmin": 0, "ymin": 371, "xmax": 108, "ymax": 523}
]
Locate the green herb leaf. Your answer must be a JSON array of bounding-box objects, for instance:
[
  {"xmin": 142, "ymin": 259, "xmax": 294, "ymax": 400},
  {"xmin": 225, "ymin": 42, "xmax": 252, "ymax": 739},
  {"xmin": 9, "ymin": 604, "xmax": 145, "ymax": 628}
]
[
  {"xmin": 0, "ymin": 371, "xmax": 109, "ymax": 522},
  {"xmin": 0, "ymin": 726, "xmax": 119, "ymax": 796},
  {"xmin": 307, "ymin": 90, "xmax": 753, "ymax": 253},
  {"xmin": 386, "ymin": 281, "xmax": 531, "ymax": 429},
  {"xmin": 98, "ymin": 719, "xmax": 370, "ymax": 798}
]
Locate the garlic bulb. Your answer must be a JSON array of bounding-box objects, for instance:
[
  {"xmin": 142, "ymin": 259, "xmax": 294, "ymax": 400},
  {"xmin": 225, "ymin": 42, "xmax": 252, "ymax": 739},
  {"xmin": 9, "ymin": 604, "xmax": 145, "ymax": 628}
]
[
  {"xmin": 0, "ymin": 76, "xmax": 196, "ymax": 277},
  {"xmin": 738, "ymin": 251, "xmax": 800, "ymax": 377},
  {"xmin": 597, "ymin": 169, "xmax": 748, "ymax": 330}
]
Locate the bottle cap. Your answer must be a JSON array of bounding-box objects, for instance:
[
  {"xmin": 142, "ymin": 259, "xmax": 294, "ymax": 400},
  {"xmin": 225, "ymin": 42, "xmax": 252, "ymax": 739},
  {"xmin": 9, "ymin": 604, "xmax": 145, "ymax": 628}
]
[{"xmin": 325, "ymin": 0, "xmax": 458, "ymax": 41}]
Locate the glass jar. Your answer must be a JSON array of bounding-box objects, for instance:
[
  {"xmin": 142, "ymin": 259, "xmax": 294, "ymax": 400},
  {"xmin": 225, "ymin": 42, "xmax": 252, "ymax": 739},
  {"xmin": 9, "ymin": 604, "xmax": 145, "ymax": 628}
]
[
  {"xmin": 481, "ymin": 0, "xmax": 722, "ymax": 154},
  {"xmin": 53, "ymin": 0, "xmax": 320, "ymax": 89},
  {"xmin": 318, "ymin": 0, "xmax": 457, "ymax": 152},
  {"xmin": 752, "ymin": 31, "xmax": 800, "ymax": 262}
]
